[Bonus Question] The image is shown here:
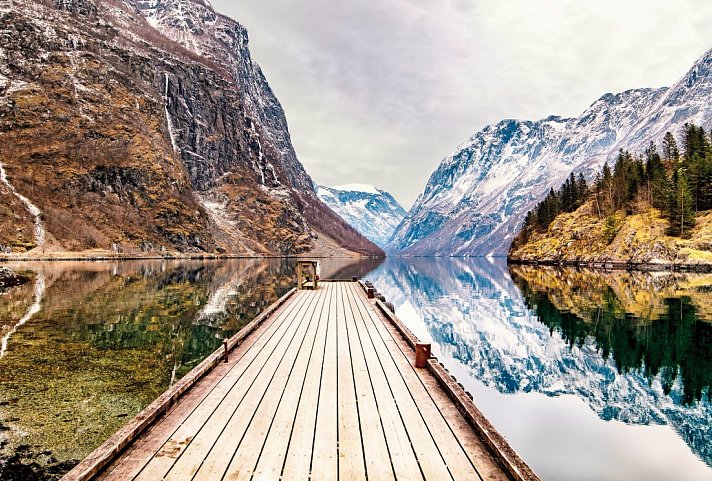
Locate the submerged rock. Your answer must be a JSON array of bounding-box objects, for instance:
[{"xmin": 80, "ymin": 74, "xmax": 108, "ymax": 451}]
[
  {"xmin": 0, "ymin": 442, "xmax": 78, "ymax": 481},
  {"xmin": 0, "ymin": 268, "xmax": 29, "ymax": 288}
]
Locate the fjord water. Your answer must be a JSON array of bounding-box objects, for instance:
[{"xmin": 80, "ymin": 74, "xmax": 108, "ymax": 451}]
[
  {"xmin": 0, "ymin": 259, "xmax": 301, "ymax": 479},
  {"xmin": 1, "ymin": 258, "xmax": 710, "ymax": 480},
  {"xmin": 366, "ymin": 257, "xmax": 712, "ymax": 481}
]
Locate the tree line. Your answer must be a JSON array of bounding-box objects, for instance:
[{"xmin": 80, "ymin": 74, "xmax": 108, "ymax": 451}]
[{"xmin": 519, "ymin": 123, "xmax": 712, "ymax": 241}]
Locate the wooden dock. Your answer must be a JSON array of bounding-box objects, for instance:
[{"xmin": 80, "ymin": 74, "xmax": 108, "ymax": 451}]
[{"xmin": 63, "ymin": 281, "xmax": 539, "ymax": 481}]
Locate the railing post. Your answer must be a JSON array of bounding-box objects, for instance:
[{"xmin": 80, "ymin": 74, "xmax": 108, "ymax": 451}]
[
  {"xmin": 367, "ymin": 287, "xmax": 375, "ymax": 299},
  {"xmin": 223, "ymin": 339, "xmax": 229, "ymax": 363},
  {"xmin": 415, "ymin": 343, "xmax": 431, "ymax": 368},
  {"xmin": 352, "ymin": 276, "xmax": 358, "ymax": 282}
]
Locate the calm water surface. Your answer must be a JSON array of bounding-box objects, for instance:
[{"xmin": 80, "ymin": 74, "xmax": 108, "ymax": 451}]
[
  {"xmin": 0, "ymin": 259, "xmax": 308, "ymax": 479},
  {"xmin": 366, "ymin": 257, "xmax": 712, "ymax": 481},
  {"xmin": 0, "ymin": 257, "xmax": 710, "ymax": 480}
]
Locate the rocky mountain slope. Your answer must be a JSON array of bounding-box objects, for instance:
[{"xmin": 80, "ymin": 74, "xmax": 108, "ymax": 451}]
[
  {"xmin": 389, "ymin": 48, "xmax": 712, "ymax": 256},
  {"xmin": 0, "ymin": 0, "xmax": 382, "ymax": 257},
  {"xmin": 316, "ymin": 184, "xmax": 406, "ymax": 248}
]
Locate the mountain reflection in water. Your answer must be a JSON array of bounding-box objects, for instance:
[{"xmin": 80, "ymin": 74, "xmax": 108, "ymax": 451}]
[
  {"xmin": 1, "ymin": 256, "xmax": 710, "ymax": 481},
  {"xmin": 366, "ymin": 257, "xmax": 712, "ymax": 481}
]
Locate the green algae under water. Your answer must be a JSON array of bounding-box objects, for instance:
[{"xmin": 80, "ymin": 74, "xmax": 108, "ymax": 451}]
[{"xmin": 0, "ymin": 259, "xmax": 305, "ymax": 480}]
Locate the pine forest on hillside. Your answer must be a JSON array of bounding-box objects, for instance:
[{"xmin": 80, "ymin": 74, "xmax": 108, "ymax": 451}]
[{"xmin": 515, "ymin": 123, "xmax": 712, "ymax": 246}]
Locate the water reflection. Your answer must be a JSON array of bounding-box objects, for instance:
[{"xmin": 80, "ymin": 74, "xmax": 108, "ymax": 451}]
[
  {"xmin": 366, "ymin": 257, "xmax": 712, "ymax": 481},
  {"xmin": 511, "ymin": 266, "xmax": 712, "ymax": 405},
  {"xmin": 3, "ymin": 256, "xmax": 710, "ymax": 481},
  {"xmin": 0, "ymin": 259, "xmax": 300, "ymax": 479}
]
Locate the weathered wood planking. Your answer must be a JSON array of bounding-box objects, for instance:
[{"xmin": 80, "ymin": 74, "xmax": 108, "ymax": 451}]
[{"xmin": 64, "ymin": 281, "xmax": 538, "ymax": 481}]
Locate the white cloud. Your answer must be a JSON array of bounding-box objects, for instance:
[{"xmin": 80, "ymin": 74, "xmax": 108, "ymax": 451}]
[{"xmin": 212, "ymin": 0, "xmax": 712, "ymax": 208}]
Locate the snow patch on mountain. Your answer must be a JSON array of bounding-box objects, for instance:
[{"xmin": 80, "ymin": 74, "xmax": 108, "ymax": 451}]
[
  {"xmin": 332, "ymin": 183, "xmax": 381, "ymax": 195},
  {"xmin": 317, "ymin": 185, "xmax": 406, "ymax": 248}
]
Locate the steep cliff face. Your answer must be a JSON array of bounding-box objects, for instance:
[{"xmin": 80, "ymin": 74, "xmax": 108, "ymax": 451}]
[
  {"xmin": 389, "ymin": 48, "xmax": 712, "ymax": 256},
  {"xmin": 0, "ymin": 0, "xmax": 382, "ymax": 257}
]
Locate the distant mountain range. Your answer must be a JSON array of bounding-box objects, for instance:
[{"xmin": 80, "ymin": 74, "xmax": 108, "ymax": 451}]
[
  {"xmin": 388, "ymin": 47, "xmax": 712, "ymax": 256},
  {"xmin": 316, "ymin": 184, "xmax": 406, "ymax": 248},
  {"xmin": 0, "ymin": 0, "xmax": 382, "ymax": 257}
]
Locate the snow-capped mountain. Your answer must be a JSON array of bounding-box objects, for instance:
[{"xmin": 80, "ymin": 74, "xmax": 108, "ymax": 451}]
[
  {"xmin": 389, "ymin": 48, "xmax": 712, "ymax": 256},
  {"xmin": 316, "ymin": 184, "xmax": 407, "ymax": 248}
]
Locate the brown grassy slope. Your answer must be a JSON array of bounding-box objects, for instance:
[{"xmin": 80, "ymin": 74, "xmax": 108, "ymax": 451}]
[{"xmin": 509, "ymin": 201, "xmax": 712, "ymax": 265}]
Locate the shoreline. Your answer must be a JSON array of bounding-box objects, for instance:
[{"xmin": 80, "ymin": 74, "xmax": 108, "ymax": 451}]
[
  {"xmin": 0, "ymin": 252, "xmax": 383, "ymax": 263},
  {"xmin": 507, "ymin": 257, "xmax": 712, "ymax": 273}
]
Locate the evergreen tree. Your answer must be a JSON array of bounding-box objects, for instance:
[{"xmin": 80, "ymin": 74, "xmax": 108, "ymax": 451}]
[
  {"xmin": 662, "ymin": 131, "xmax": 680, "ymax": 166},
  {"xmin": 577, "ymin": 173, "xmax": 588, "ymax": 203},
  {"xmin": 644, "ymin": 142, "xmax": 668, "ymax": 210},
  {"xmin": 699, "ymin": 150, "xmax": 712, "ymax": 210},
  {"xmin": 517, "ymin": 124, "xmax": 709, "ymax": 243},
  {"xmin": 682, "ymin": 124, "xmax": 711, "ymax": 211},
  {"xmin": 666, "ymin": 168, "xmax": 696, "ymax": 237},
  {"xmin": 682, "ymin": 123, "xmax": 709, "ymax": 163}
]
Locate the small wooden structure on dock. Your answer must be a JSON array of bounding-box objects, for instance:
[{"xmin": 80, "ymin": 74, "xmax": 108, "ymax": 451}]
[
  {"xmin": 296, "ymin": 259, "xmax": 320, "ymax": 290},
  {"xmin": 62, "ymin": 276, "xmax": 539, "ymax": 481}
]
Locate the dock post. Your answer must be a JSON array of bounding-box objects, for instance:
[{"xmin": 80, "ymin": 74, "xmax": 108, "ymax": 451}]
[
  {"xmin": 367, "ymin": 287, "xmax": 375, "ymax": 299},
  {"xmin": 352, "ymin": 276, "xmax": 358, "ymax": 282},
  {"xmin": 415, "ymin": 343, "xmax": 431, "ymax": 368},
  {"xmin": 223, "ymin": 339, "xmax": 229, "ymax": 363}
]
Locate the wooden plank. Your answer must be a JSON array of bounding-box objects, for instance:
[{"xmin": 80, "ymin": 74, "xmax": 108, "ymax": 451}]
[
  {"xmin": 171, "ymin": 290, "xmax": 321, "ymax": 481},
  {"xmin": 250, "ymin": 283, "xmax": 331, "ymax": 481},
  {"xmin": 350, "ymin": 284, "xmax": 482, "ymax": 481},
  {"xmin": 414, "ymin": 369, "xmax": 510, "ymax": 481},
  {"xmin": 280, "ymin": 284, "xmax": 334, "ymax": 480},
  {"xmin": 336, "ymin": 282, "xmax": 367, "ymax": 481},
  {"xmin": 348, "ymin": 285, "xmax": 425, "ymax": 481},
  {"xmin": 343, "ymin": 282, "xmax": 397, "ymax": 480},
  {"xmin": 81, "ymin": 281, "xmax": 527, "ymax": 481},
  {"xmin": 97, "ymin": 294, "xmax": 299, "ymax": 481},
  {"xmin": 348, "ymin": 284, "xmax": 454, "ymax": 481},
  {"xmin": 310, "ymin": 282, "xmax": 339, "ymax": 481},
  {"xmin": 133, "ymin": 291, "xmax": 315, "ymax": 481},
  {"xmin": 220, "ymin": 284, "xmax": 327, "ymax": 480}
]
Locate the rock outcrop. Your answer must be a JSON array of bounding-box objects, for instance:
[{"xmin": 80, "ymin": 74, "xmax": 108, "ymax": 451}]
[{"xmin": 0, "ymin": 267, "xmax": 28, "ymax": 288}]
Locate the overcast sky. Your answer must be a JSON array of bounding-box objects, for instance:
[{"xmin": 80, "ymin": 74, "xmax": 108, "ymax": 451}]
[{"xmin": 212, "ymin": 0, "xmax": 712, "ymax": 208}]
